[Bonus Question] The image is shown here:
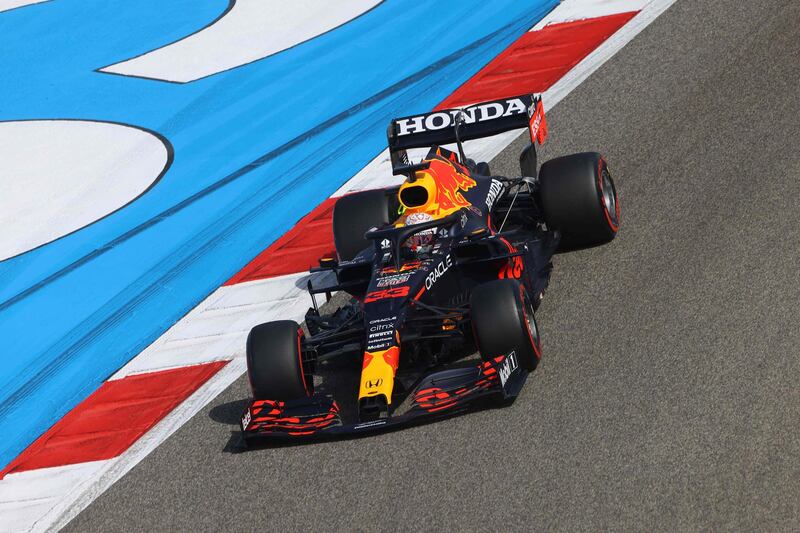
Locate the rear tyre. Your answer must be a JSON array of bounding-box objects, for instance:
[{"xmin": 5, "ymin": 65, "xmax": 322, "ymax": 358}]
[
  {"xmin": 538, "ymin": 152, "xmax": 619, "ymax": 251},
  {"xmin": 470, "ymin": 279, "xmax": 542, "ymax": 371},
  {"xmin": 333, "ymin": 189, "xmax": 396, "ymax": 261},
  {"xmin": 246, "ymin": 320, "xmax": 312, "ymax": 400}
]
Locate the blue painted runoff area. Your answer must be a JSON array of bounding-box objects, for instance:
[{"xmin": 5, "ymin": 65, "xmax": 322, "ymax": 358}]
[{"xmin": 0, "ymin": 0, "xmax": 558, "ymax": 469}]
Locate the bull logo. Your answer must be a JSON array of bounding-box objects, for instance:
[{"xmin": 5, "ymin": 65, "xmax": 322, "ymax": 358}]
[{"xmin": 428, "ymin": 160, "xmax": 476, "ymax": 212}]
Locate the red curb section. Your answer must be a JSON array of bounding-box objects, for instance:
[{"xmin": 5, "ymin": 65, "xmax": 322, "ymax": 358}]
[
  {"xmin": 0, "ymin": 361, "xmax": 228, "ymax": 479},
  {"xmin": 438, "ymin": 12, "xmax": 639, "ymax": 109}
]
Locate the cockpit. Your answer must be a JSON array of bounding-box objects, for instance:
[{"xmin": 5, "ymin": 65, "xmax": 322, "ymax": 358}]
[{"xmin": 394, "ymin": 150, "xmax": 478, "ymax": 252}]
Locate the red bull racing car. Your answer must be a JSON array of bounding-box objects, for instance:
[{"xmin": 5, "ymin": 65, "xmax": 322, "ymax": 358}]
[{"xmin": 240, "ymin": 94, "xmax": 620, "ymax": 441}]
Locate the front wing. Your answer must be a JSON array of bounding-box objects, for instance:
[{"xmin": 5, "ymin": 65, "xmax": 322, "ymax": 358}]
[{"xmin": 241, "ymin": 352, "xmax": 527, "ymax": 442}]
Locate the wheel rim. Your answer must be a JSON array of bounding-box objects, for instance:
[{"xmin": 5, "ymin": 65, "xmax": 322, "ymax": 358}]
[
  {"xmin": 600, "ymin": 166, "xmax": 619, "ymax": 228},
  {"xmin": 521, "ymin": 290, "xmax": 541, "ymax": 358}
]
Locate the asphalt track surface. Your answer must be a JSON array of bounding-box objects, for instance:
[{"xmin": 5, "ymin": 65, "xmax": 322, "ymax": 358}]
[{"xmin": 71, "ymin": 1, "xmax": 800, "ymax": 530}]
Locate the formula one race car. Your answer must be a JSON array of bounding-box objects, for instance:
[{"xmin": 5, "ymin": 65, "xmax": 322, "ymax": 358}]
[{"xmin": 240, "ymin": 94, "xmax": 619, "ymax": 442}]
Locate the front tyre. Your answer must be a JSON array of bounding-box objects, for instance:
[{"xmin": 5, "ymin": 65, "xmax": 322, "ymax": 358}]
[
  {"xmin": 246, "ymin": 320, "xmax": 313, "ymax": 400},
  {"xmin": 539, "ymin": 152, "xmax": 619, "ymax": 251},
  {"xmin": 470, "ymin": 279, "xmax": 542, "ymax": 371}
]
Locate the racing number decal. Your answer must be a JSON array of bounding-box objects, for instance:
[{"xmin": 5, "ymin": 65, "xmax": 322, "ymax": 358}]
[
  {"xmin": 498, "ymin": 256, "xmax": 523, "ymax": 280},
  {"xmin": 364, "ymin": 286, "xmax": 410, "ymax": 303}
]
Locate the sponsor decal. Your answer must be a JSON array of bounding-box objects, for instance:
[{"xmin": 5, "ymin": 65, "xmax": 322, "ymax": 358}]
[
  {"xmin": 498, "ymin": 351, "xmax": 519, "ymax": 387},
  {"xmin": 396, "ymin": 98, "xmax": 529, "ymax": 136},
  {"xmin": 425, "ymin": 254, "xmax": 453, "ymax": 290},
  {"xmin": 241, "ymin": 409, "xmax": 251, "ymax": 430},
  {"xmin": 529, "ymin": 97, "xmax": 548, "ymax": 145},
  {"xmin": 486, "ymin": 179, "xmax": 503, "ymax": 211},
  {"xmin": 380, "ymin": 238, "xmax": 391, "ymax": 249},
  {"xmin": 365, "ymin": 378, "xmax": 383, "ymax": 389},
  {"xmin": 376, "ymin": 272, "xmax": 411, "ymax": 287},
  {"xmin": 366, "ymin": 314, "xmax": 397, "ymax": 351},
  {"xmin": 364, "ymin": 286, "xmax": 410, "ymax": 303},
  {"xmin": 369, "ymin": 316, "xmax": 396, "ymax": 325},
  {"xmin": 460, "ymin": 212, "xmax": 468, "ymax": 228},
  {"xmin": 366, "ymin": 339, "xmax": 393, "ymax": 352},
  {"xmin": 354, "ymin": 419, "xmax": 388, "ymax": 430},
  {"xmin": 366, "ymin": 324, "xmax": 399, "ymax": 350}
]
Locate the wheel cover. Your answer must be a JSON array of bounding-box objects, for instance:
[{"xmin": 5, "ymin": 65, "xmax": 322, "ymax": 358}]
[
  {"xmin": 521, "ymin": 289, "xmax": 542, "ymax": 359},
  {"xmin": 600, "ymin": 166, "xmax": 619, "ymax": 229}
]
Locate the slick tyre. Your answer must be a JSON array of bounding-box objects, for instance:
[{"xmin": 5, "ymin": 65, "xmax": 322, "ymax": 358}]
[
  {"xmin": 333, "ymin": 188, "xmax": 396, "ymax": 261},
  {"xmin": 246, "ymin": 320, "xmax": 312, "ymax": 400},
  {"xmin": 470, "ymin": 279, "xmax": 542, "ymax": 371},
  {"xmin": 538, "ymin": 152, "xmax": 619, "ymax": 251}
]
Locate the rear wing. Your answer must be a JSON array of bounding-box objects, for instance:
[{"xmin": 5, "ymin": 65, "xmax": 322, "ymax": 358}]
[{"xmin": 387, "ymin": 94, "xmax": 548, "ymax": 174}]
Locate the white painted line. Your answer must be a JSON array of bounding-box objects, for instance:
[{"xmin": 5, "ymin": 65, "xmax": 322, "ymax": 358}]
[
  {"xmin": 110, "ymin": 271, "xmax": 332, "ymax": 379},
  {"xmin": 100, "ymin": 0, "xmax": 381, "ymax": 83},
  {"xmin": 0, "ymin": 461, "xmax": 107, "ymax": 533},
  {"xmin": 0, "ymin": 0, "xmax": 49, "ymax": 13},
  {"xmin": 0, "ymin": 120, "xmax": 170, "ymax": 261},
  {"xmin": 531, "ymin": 0, "xmax": 649, "ymax": 30}
]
